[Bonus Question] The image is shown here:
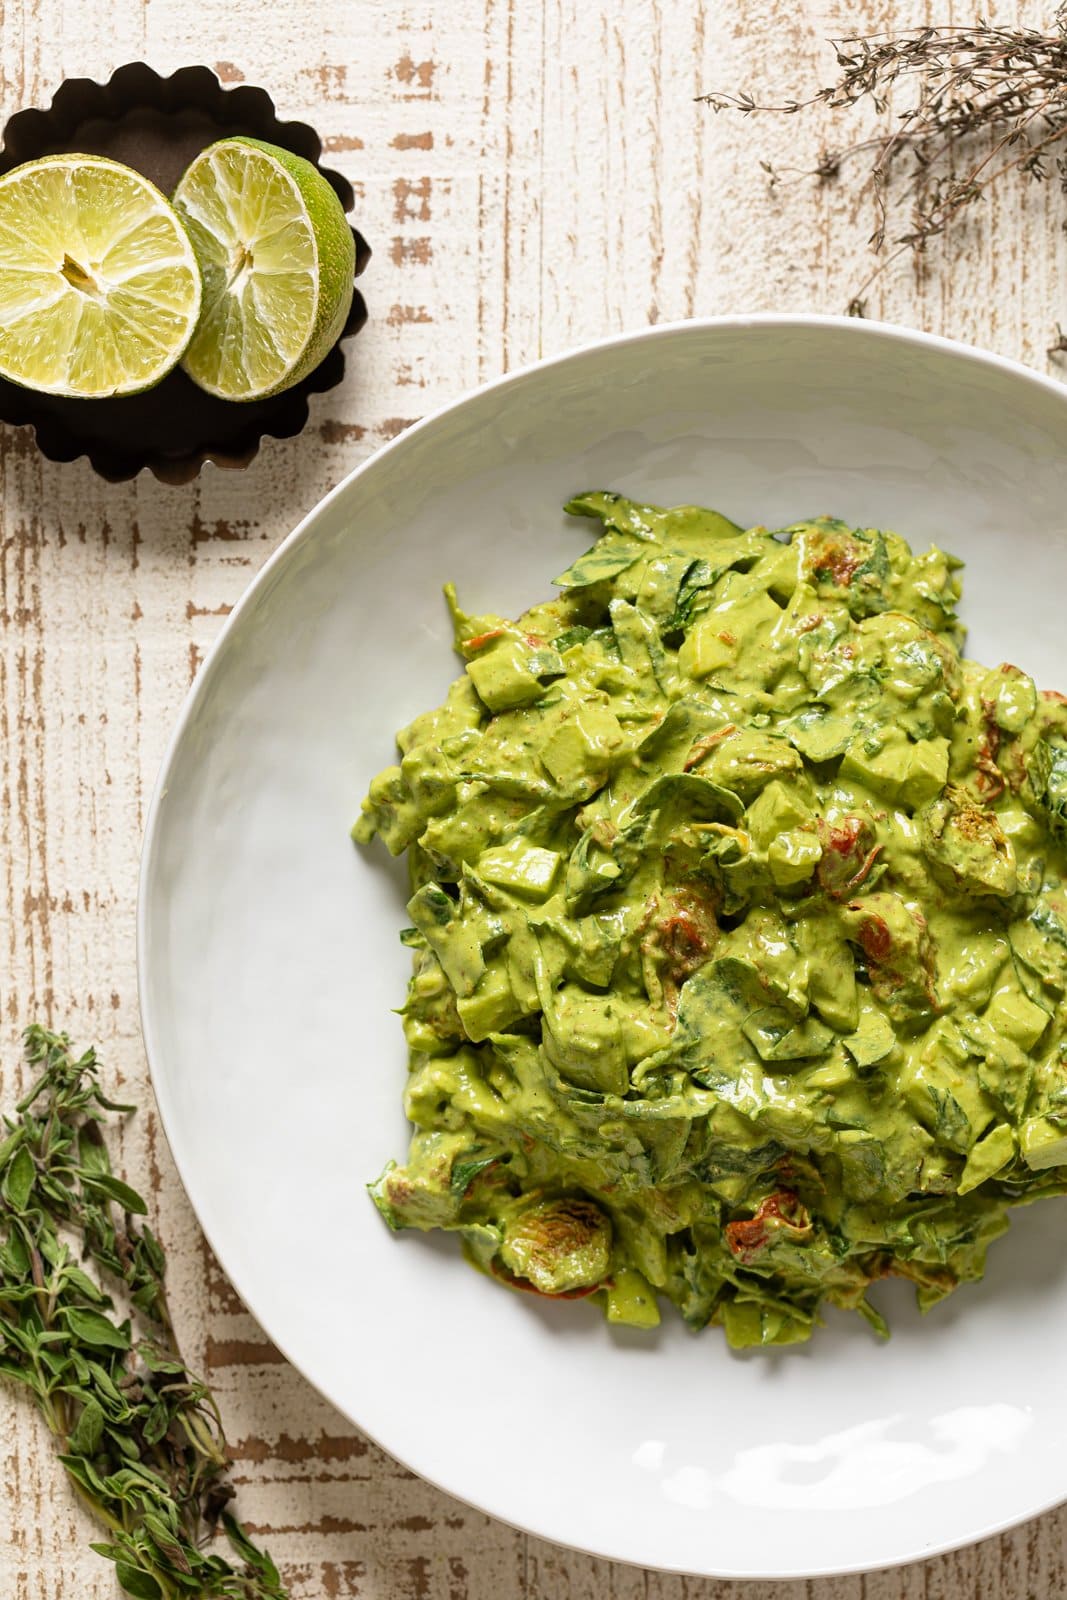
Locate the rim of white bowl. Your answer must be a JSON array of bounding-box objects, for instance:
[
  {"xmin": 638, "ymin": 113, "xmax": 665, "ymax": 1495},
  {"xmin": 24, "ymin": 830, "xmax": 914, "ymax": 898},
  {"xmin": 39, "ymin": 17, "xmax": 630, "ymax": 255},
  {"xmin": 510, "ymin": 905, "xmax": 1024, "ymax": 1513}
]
[{"xmin": 137, "ymin": 313, "xmax": 1067, "ymax": 1579}]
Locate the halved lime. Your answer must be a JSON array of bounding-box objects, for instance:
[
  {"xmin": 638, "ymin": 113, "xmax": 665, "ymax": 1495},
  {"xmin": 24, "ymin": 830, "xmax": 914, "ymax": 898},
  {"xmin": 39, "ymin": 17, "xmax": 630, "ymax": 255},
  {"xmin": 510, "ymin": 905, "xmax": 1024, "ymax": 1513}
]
[
  {"xmin": 0, "ymin": 154, "xmax": 201, "ymax": 398},
  {"xmin": 173, "ymin": 137, "xmax": 355, "ymax": 402}
]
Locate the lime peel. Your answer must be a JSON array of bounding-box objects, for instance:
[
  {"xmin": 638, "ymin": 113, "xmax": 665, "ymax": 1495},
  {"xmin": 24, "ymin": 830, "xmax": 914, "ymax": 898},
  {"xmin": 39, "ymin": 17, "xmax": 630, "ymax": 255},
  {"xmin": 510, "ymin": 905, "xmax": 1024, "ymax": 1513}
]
[
  {"xmin": 0, "ymin": 154, "xmax": 201, "ymax": 399},
  {"xmin": 173, "ymin": 136, "xmax": 355, "ymax": 403}
]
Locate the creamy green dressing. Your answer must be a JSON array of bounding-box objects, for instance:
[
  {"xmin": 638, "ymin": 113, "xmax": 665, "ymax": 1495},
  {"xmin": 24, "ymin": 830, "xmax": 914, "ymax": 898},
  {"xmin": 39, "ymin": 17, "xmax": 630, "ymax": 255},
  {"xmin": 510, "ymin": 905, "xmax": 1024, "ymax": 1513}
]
[{"xmin": 354, "ymin": 492, "xmax": 1067, "ymax": 1346}]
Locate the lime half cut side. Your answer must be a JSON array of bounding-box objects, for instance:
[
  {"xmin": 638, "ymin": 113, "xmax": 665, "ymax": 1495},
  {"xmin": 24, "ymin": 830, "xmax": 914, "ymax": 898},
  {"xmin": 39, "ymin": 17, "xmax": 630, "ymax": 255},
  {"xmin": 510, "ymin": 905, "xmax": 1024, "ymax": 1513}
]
[
  {"xmin": 173, "ymin": 137, "xmax": 355, "ymax": 403},
  {"xmin": 0, "ymin": 155, "xmax": 201, "ymax": 398}
]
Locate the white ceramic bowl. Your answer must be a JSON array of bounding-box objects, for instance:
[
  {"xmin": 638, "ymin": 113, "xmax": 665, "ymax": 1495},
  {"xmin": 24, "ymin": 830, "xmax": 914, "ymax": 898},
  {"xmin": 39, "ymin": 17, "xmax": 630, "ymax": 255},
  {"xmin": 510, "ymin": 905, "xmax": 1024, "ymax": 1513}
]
[{"xmin": 139, "ymin": 316, "xmax": 1067, "ymax": 1578}]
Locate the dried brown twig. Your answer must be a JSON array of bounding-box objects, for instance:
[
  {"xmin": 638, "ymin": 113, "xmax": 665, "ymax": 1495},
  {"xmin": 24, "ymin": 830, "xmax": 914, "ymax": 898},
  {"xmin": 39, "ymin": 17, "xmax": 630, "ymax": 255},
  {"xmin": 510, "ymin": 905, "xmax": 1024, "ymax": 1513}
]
[{"xmin": 701, "ymin": 12, "xmax": 1067, "ymax": 319}]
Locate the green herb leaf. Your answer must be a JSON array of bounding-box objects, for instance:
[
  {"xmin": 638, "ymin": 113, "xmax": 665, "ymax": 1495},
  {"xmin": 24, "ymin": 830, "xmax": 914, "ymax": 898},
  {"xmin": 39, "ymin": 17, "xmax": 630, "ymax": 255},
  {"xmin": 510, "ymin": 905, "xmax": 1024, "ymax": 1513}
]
[
  {"xmin": 223, "ymin": 1512, "xmax": 282, "ymax": 1583},
  {"xmin": 68, "ymin": 1396, "xmax": 105, "ymax": 1455},
  {"xmin": 58, "ymin": 1452, "xmax": 108, "ymax": 1497},
  {"xmin": 142, "ymin": 1399, "xmax": 169, "ymax": 1446},
  {"xmin": 1029, "ymin": 737, "xmax": 1067, "ymax": 843},
  {"xmin": 81, "ymin": 1172, "xmax": 149, "ymax": 1215},
  {"xmin": 552, "ymin": 532, "xmax": 646, "ymax": 590},
  {"xmin": 2, "ymin": 1144, "xmax": 35, "ymax": 1210},
  {"xmin": 62, "ymin": 1307, "xmax": 131, "ymax": 1351},
  {"xmin": 136, "ymin": 1342, "xmax": 186, "ymax": 1376},
  {"xmin": 142, "ymin": 1509, "xmax": 192, "ymax": 1572},
  {"xmin": 450, "ymin": 1152, "xmax": 500, "ymax": 1197},
  {"xmin": 114, "ymin": 1563, "xmax": 164, "ymax": 1600},
  {"xmin": 0, "ymin": 1128, "xmax": 24, "ymax": 1168},
  {"xmin": 62, "ymin": 1265, "xmax": 108, "ymax": 1303}
]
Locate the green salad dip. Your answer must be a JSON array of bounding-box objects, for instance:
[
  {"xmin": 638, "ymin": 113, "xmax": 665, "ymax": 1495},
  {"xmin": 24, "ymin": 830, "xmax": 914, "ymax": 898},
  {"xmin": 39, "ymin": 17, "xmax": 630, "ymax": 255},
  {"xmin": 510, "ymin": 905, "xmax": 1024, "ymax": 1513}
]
[{"xmin": 353, "ymin": 492, "xmax": 1067, "ymax": 1347}]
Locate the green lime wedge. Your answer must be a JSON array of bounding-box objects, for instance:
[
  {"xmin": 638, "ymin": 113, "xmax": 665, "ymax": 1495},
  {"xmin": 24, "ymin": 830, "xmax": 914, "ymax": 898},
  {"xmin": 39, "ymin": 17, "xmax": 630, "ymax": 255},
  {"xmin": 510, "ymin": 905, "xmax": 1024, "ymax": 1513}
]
[
  {"xmin": 0, "ymin": 154, "xmax": 201, "ymax": 399},
  {"xmin": 172, "ymin": 137, "xmax": 355, "ymax": 402}
]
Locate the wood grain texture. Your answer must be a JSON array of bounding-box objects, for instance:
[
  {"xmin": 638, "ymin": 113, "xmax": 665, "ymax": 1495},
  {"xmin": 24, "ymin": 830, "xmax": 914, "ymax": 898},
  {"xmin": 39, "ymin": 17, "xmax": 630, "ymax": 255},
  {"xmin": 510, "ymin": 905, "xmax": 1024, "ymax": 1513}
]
[{"xmin": 1, "ymin": 0, "xmax": 1066, "ymax": 1592}]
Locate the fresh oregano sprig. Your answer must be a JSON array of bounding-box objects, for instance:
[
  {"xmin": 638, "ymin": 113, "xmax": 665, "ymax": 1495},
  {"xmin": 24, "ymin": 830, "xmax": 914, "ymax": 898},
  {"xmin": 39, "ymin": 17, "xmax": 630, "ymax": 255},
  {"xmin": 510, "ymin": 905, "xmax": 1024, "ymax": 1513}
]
[{"xmin": 0, "ymin": 1024, "xmax": 287, "ymax": 1600}]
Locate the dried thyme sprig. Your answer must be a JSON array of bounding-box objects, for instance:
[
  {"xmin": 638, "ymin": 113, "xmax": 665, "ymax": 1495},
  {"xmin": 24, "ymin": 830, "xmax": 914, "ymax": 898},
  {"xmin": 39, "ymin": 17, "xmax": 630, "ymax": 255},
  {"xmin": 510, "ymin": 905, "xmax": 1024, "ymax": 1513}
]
[
  {"xmin": 0, "ymin": 1025, "xmax": 287, "ymax": 1600},
  {"xmin": 701, "ymin": 12, "xmax": 1067, "ymax": 307}
]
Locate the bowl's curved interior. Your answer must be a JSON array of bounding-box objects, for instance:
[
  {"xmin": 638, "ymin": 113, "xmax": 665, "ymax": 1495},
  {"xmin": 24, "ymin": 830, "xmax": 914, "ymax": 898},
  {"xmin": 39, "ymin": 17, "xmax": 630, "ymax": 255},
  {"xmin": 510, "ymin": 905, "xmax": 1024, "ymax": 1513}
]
[{"xmin": 140, "ymin": 319, "xmax": 1067, "ymax": 1578}]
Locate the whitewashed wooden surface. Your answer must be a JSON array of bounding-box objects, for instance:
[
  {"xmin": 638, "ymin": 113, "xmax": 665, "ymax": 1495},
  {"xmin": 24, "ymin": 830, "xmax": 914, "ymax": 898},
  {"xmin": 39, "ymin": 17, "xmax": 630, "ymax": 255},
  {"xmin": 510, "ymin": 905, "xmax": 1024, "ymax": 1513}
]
[{"xmin": 2, "ymin": 0, "xmax": 1066, "ymax": 1594}]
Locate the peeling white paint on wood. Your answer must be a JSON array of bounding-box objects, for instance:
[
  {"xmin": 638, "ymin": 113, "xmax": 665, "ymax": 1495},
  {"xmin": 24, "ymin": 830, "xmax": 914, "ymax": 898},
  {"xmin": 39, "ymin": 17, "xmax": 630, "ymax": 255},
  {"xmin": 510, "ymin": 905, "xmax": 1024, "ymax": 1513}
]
[{"xmin": 2, "ymin": 0, "xmax": 1066, "ymax": 1593}]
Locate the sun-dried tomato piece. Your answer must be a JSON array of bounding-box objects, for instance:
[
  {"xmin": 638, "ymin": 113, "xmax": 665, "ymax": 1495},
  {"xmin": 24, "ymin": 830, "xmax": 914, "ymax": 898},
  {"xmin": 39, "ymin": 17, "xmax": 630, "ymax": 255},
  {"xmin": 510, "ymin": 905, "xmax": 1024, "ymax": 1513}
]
[{"xmin": 724, "ymin": 1191, "xmax": 812, "ymax": 1264}]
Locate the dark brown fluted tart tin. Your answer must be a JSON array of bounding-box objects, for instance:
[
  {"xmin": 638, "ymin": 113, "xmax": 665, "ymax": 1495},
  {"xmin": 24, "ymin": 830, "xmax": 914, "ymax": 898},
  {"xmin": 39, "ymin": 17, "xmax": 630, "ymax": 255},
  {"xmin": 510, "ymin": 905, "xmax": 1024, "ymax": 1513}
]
[{"xmin": 0, "ymin": 63, "xmax": 371, "ymax": 483}]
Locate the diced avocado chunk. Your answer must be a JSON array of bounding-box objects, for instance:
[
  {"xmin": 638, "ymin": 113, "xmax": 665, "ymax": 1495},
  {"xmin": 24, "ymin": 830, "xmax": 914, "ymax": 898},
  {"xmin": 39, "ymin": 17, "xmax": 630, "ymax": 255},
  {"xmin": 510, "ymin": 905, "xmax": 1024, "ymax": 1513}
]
[
  {"xmin": 467, "ymin": 637, "xmax": 560, "ymax": 711},
  {"xmin": 539, "ymin": 702, "xmax": 625, "ymax": 789},
  {"xmin": 564, "ymin": 913, "xmax": 623, "ymax": 987},
  {"xmin": 983, "ymin": 982, "xmax": 1050, "ymax": 1053},
  {"xmin": 898, "ymin": 1024, "xmax": 997, "ymax": 1152},
  {"xmin": 746, "ymin": 779, "xmax": 814, "ymax": 848},
  {"xmin": 840, "ymin": 730, "xmax": 949, "ymax": 808},
  {"xmin": 1020, "ymin": 1115, "xmax": 1067, "ymax": 1171},
  {"xmin": 477, "ymin": 839, "xmax": 562, "ymax": 901},
  {"xmin": 899, "ymin": 737, "xmax": 951, "ymax": 808},
  {"xmin": 680, "ymin": 593, "xmax": 780, "ymax": 685},
  {"xmin": 722, "ymin": 1299, "xmax": 811, "ymax": 1349},
  {"xmin": 805, "ymin": 932, "xmax": 859, "ymax": 1032},
  {"xmin": 457, "ymin": 967, "xmax": 524, "ymax": 1041},
  {"xmin": 407, "ymin": 883, "xmax": 485, "ymax": 996},
  {"xmin": 606, "ymin": 1267, "xmax": 661, "ymax": 1328},
  {"xmin": 960, "ymin": 1014, "xmax": 1032, "ymax": 1122},
  {"xmin": 767, "ymin": 829, "xmax": 822, "ymax": 887},
  {"xmin": 842, "ymin": 1005, "xmax": 897, "ymax": 1068},
  {"xmin": 804, "ymin": 1054, "xmax": 854, "ymax": 1091},
  {"xmin": 958, "ymin": 1123, "xmax": 1016, "ymax": 1194},
  {"xmin": 421, "ymin": 790, "xmax": 530, "ymax": 871},
  {"xmin": 542, "ymin": 984, "xmax": 629, "ymax": 1094},
  {"xmin": 943, "ymin": 933, "xmax": 1009, "ymax": 1006},
  {"xmin": 678, "ymin": 617, "xmax": 736, "ymax": 679}
]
